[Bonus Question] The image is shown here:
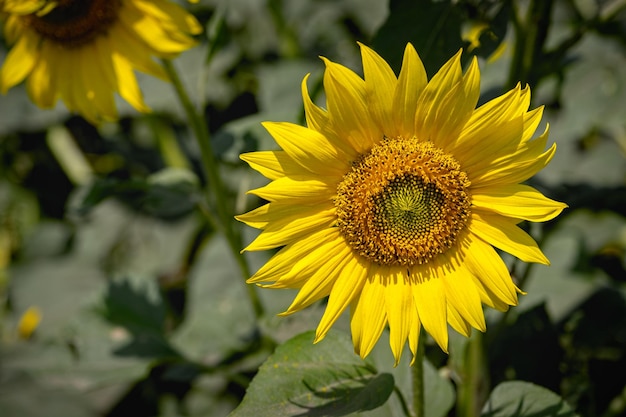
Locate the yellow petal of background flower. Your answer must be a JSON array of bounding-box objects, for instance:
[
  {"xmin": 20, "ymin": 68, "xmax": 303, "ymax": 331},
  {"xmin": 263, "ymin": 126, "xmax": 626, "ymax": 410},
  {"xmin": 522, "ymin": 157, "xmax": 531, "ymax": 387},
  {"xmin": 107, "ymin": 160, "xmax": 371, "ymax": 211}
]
[
  {"xmin": 135, "ymin": 0, "xmax": 202, "ymax": 36},
  {"xmin": 113, "ymin": 23, "xmax": 168, "ymax": 80},
  {"xmin": 470, "ymin": 212, "xmax": 549, "ymax": 264},
  {"xmin": 120, "ymin": 1, "xmax": 196, "ymax": 56},
  {"xmin": 26, "ymin": 43, "xmax": 57, "ymax": 108},
  {"xmin": 108, "ymin": 36, "xmax": 151, "ymax": 113},
  {"xmin": 472, "ymin": 184, "xmax": 567, "ymax": 222},
  {"xmin": 80, "ymin": 47, "xmax": 118, "ymax": 121},
  {"xmin": 0, "ymin": 29, "xmax": 38, "ymax": 93}
]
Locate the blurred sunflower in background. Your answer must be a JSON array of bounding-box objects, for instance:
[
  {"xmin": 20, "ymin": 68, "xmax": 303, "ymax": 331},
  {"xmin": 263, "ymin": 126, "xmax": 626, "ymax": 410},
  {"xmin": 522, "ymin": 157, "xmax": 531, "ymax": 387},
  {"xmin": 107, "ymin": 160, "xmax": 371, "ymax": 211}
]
[
  {"xmin": 0, "ymin": 0, "xmax": 202, "ymax": 124},
  {"xmin": 238, "ymin": 43, "xmax": 567, "ymax": 365}
]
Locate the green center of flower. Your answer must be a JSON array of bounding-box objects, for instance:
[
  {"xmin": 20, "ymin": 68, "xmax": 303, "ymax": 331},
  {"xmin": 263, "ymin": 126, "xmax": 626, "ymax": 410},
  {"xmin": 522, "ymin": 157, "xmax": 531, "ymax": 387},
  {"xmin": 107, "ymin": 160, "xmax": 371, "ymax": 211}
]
[
  {"xmin": 335, "ymin": 137, "xmax": 471, "ymax": 266},
  {"xmin": 25, "ymin": 0, "xmax": 121, "ymax": 47}
]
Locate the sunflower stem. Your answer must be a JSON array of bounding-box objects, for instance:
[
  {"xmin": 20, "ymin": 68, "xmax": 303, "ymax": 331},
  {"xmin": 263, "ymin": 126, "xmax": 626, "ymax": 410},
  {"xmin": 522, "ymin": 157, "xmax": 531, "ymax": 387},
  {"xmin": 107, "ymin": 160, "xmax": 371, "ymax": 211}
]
[
  {"xmin": 411, "ymin": 329, "xmax": 425, "ymax": 417},
  {"xmin": 457, "ymin": 332, "xmax": 487, "ymax": 417},
  {"xmin": 162, "ymin": 59, "xmax": 264, "ymax": 319}
]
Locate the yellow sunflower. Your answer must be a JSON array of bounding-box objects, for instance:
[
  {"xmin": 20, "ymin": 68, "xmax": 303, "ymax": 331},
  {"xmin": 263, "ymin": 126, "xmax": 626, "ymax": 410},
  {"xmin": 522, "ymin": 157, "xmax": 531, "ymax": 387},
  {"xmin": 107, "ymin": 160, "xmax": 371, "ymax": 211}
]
[
  {"xmin": 0, "ymin": 0, "xmax": 202, "ymax": 123},
  {"xmin": 237, "ymin": 43, "xmax": 567, "ymax": 365}
]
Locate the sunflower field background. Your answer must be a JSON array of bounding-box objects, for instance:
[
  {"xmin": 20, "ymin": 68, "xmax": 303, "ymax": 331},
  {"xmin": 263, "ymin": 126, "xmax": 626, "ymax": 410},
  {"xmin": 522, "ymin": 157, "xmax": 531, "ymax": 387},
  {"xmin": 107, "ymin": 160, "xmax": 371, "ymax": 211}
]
[{"xmin": 1, "ymin": 0, "xmax": 625, "ymax": 416}]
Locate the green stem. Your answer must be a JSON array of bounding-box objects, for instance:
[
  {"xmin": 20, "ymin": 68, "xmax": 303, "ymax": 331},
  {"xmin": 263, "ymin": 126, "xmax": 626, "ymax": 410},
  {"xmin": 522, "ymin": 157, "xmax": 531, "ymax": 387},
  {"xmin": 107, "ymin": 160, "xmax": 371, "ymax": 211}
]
[
  {"xmin": 162, "ymin": 59, "xmax": 264, "ymax": 319},
  {"xmin": 457, "ymin": 332, "xmax": 487, "ymax": 417},
  {"xmin": 411, "ymin": 328, "xmax": 425, "ymax": 417},
  {"xmin": 507, "ymin": 0, "xmax": 553, "ymax": 89},
  {"xmin": 394, "ymin": 385, "xmax": 412, "ymax": 417}
]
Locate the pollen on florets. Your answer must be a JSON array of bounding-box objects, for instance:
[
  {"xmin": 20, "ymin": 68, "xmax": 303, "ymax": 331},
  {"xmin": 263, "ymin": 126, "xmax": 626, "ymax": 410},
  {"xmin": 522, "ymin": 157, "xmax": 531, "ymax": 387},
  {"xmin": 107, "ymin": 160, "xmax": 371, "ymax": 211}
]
[{"xmin": 335, "ymin": 136, "xmax": 471, "ymax": 266}]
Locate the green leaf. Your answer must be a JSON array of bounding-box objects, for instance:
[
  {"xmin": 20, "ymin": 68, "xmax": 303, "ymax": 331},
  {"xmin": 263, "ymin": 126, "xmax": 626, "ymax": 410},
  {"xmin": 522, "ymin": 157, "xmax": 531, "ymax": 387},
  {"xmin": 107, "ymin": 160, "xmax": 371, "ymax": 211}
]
[
  {"xmin": 99, "ymin": 278, "xmax": 181, "ymax": 359},
  {"xmin": 70, "ymin": 167, "xmax": 200, "ymax": 220},
  {"xmin": 101, "ymin": 279, "xmax": 166, "ymax": 334},
  {"xmin": 482, "ymin": 381, "xmax": 579, "ymax": 417},
  {"xmin": 229, "ymin": 330, "xmax": 395, "ymax": 417}
]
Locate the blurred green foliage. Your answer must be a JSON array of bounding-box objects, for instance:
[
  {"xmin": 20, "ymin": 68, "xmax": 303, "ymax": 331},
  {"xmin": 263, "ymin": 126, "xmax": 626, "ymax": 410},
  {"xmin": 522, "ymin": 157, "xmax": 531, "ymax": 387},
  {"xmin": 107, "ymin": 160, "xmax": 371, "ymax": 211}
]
[{"xmin": 1, "ymin": 0, "xmax": 626, "ymax": 416}]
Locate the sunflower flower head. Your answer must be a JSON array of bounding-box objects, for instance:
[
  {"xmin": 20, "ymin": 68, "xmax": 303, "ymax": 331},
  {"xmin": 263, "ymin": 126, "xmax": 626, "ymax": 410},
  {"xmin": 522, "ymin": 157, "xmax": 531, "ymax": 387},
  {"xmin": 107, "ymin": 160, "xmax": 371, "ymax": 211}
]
[
  {"xmin": 238, "ymin": 43, "xmax": 567, "ymax": 365},
  {"xmin": 0, "ymin": 0, "xmax": 202, "ymax": 124}
]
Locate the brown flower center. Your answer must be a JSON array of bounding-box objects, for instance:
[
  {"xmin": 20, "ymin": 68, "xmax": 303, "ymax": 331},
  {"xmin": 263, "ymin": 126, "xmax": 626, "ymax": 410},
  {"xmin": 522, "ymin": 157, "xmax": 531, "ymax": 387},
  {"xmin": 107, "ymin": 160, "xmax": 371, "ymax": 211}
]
[
  {"xmin": 335, "ymin": 137, "xmax": 471, "ymax": 266},
  {"xmin": 24, "ymin": 0, "xmax": 121, "ymax": 48}
]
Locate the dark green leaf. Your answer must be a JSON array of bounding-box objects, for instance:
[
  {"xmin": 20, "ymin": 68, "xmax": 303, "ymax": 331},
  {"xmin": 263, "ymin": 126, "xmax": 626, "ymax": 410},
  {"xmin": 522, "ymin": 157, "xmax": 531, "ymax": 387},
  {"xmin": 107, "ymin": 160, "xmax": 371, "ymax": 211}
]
[
  {"xmin": 100, "ymin": 279, "xmax": 166, "ymax": 335},
  {"xmin": 99, "ymin": 279, "xmax": 181, "ymax": 359},
  {"xmin": 70, "ymin": 167, "xmax": 200, "ymax": 220},
  {"xmin": 372, "ymin": 0, "xmax": 465, "ymax": 76},
  {"xmin": 482, "ymin": 381, "xmax": 579, "ymax": 417},
  {"xmin": 229, "ymin": 330, "xmax": 395, "ymax": 417}
]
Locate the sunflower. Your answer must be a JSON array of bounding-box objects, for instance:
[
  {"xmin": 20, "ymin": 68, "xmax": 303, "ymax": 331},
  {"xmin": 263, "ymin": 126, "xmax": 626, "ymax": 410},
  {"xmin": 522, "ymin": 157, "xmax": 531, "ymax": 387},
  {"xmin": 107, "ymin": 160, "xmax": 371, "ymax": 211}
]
[
  {"xmin": 237, "ymin": 43, "xmax": 566, "ymax": 365},
  {"xmin": 0, "ymin": 0, "xmax": 202, "ymax": 123}
]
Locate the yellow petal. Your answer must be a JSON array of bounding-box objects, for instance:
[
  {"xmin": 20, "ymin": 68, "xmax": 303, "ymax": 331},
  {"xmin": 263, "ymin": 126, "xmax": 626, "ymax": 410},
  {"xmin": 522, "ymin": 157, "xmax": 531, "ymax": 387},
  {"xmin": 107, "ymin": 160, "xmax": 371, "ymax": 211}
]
[
  {"xmin": 432, "ymin": 56, "xmax": 481, "ymax": 151},
  {"xmin": 80, "ymin": 44, "xmax": 117, "ymax": 121},
  {"xmin": 447, "ymin": 303, "xmax": 472, "ymax": 337},
  {"xmin": 414, "ymin": 49, "xmax": 463, "ymax": 142},
  {"xmin": 107, "ymin": 33, "xmax": 150, "ymax": 113},
  {"xmin": 247, "ymin": 227, "xmax": 341, "ymax": 285},
  {"xmin": 240, "ymin": 150, "xmax": 302, "ymax": 180},
  {"xmin": 359, "ymin": 42, "xmax": 397, "ymax": 133},
  {"xmin": 301, "ymin": 74, "xmax": 334, "ymax": 136},
  {"xmin": 351, "ymin": 266, "xmax": 388, "ymax": 359},
  {"xmin": 57, "ymin": 47, "xmax": 83, "ymax": 114},
  {"xmin": 281, "ymin": 244, "xmax": 353, "ymax": 314},
  {"xmin": 248, "ymin": 176, "xmax": 334, "ymax": 203},
  {"xmin": 412, "ymin": 264, "xmax": 448, "ymax": 352},
  {"xmin": 135, "ymin": 0, "xmax": 202, "ymax": 36},
  {"xmin": 453, "ymin": 85, "xmax": 527, "ymax": 169},
  {"xmin": 242, "ymin": 207, "xmax": 335, "ymax": 251},
  {"xmin": 112, "ymin": 23, "xmax": 168, "ymax": 80},
  {"xmin": 463, "ymin": 232, "xmax": 518, "ymax": 305},
  {"xmin": 408, "ymin": 318, "xmax": 421, "ymax": 364},
  {"xmin": 470, "ymin": 127, "xmax": 554, "ymax": 188},
  {"xmin": 470, "ymin": 211, "xmax": 549, "ymax": 264},
  {"xmin": 392, "ymin": 43, "xmax": 427, "ymax": 138},
  {"xmin": 26, "ymin": 42, "xmax": 57, "ymax": 108},
  {"xmin": 237, "ymin": 200, "xmax": 332, "ymax": 229},
  {"xmin": 315, "ymin": 256, "xmax": 368, "ymax": 343},
  {"xmin": 442, "ymin": 261, "xmax": 486, "ymax": 332},
  {"xmin": 262, "ymin": 121, "xmax": 351, "ymax": 176},
  {"xmin": 472, "ymin": 184, "xmax": 567, "ymax": 222},
  {"xmin": 322, "ymin": 57, "xmax": 378, "ymax": 153},
  {"xmin": 0, "ymin": 28, "xmax": 39, "ymax": 93},
  {"xmin": 119, "ymin": 0, "xmax": 196, "ymax": 56},
  {"xmin": 384, "ymin": 268, "xmax": 414, "ymax": 366}
]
